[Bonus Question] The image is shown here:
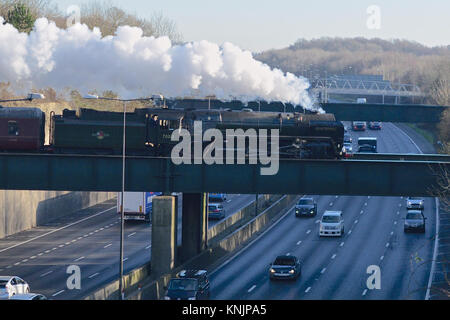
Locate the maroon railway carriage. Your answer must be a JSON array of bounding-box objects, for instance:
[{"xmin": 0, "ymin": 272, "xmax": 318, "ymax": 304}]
[{"xmin": 0, "ymin": 106, "xmax": 46, "ymax": 151}]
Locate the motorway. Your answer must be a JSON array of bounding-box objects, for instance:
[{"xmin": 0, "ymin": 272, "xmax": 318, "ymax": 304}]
[
  {"xmin": 0, "ymin": 191, "xmax": 255, "ymax": 299},
  {"xmin": 209, "ymin": 122, "xmax": 438, "ymax": 300},
  {"xmin": 0, "ymin": 122, "xmax": 439, "ymax": 300}
]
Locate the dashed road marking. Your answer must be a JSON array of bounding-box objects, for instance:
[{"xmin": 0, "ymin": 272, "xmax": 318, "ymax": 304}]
[
  {"xmin": 321, "ymin": 268, "xmax": 326, "ymax": 274},
  {"xmin": 75, "ymin": 256, "xmax": 85, "ymax": 262},
  {"xmin": 380, "ymin": 256, "xmax": 384, "ymax": 261},
  {"xmin": 306, "ymin": 230, "xmax": 311, "ymax": 234},
  {"xmin": 89, "ymin": 272, "xmax": 99, "ymax": 279},
  {"xmin": 297, "ymin": 241, "xmax": 302, "ymax": 245},
  {"xmin": 362, "ymin": 289, "xmax": 368, "ymax": 296},
  {"xmin": 123, "ymin": 258, "xmax": 128, "ymax": 262},
  {"xmin": 331, "ymin": 254, "xmax": 337, "ymax": 259},
  {"xmin": 52, "ymin": 290, "xmax": 65, "ymax": 297},
  {"xmin": 104, "ymin": 243, "xmax": 112, "ymax": 249},
  {"xmin": 40, "ymin": 270, "xmax": 53, "ymax": 277},
  {"xmin": 248, "ymin": 285, "xmax": 256, "ymax": 293},
  {"xmin": 354, "ymin": 220, "xmax": 358, "ymax": 224},
  {"xmin": 340, "ymin": 242, "xmax": 344, "ymax": 247},
  {"xmin": 128, "ymin": 232, "xmax": 136, "ymax": 238},
  {"xmin": 305, "ymin": 287, "xmax": 311, "ymax": 293},
  {"xmin": 145, "ymin": 245, "xmax": 152, "ymax": 249},
  {"xmin": 348, "ymin": 230, "xmax": 352, "ymax": 234},
  {"xmin": 14, "ymin": 262, "xmax": 20, "ymax": 266},
  {"xmin": 386, "ymin": 243, "xmax": 390, "ymax": 248},
  {"xmin": 22, "ymin": 259, "xmax": 28, "ymax": 263},
  {"xmin": 30, "ymin": 256, "xmax": 36, "ymax": 259}
]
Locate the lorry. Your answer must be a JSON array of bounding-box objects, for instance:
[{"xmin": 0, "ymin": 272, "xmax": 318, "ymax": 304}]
[
  {"xmin": 357, "ymin": 137, "xmax": 377, "ymax": 153},
  {"xmin": 117, "ymin": 192, "xmax": 162, "ymax": 222}
]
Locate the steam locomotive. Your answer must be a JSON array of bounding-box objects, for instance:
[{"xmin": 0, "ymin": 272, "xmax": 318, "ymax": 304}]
[{"xmin": 0, "ymin": 103, "xmax": 344, "ymax": 159}]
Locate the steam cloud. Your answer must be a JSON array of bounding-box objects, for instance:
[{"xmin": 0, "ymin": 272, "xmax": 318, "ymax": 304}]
[{"xmin": 0, "ymin": 17, "xmax": 315, "ymax": 109}]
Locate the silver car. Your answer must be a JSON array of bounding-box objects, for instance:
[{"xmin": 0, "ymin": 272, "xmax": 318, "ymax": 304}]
[
  {"xmin": 406, "ymin": 197, "xmax": 424, "ymax": 210},
  {"xmin": 9, "ymin": 293, "xmax": 47, "ymax": 300},
  {"xmin": 319, "ymin": 211, "xmax": 345, "ymax": 237},
  {"xmin": 208, "ymin": 203, "xmax": 226, "ymax": 220},
  {"xmin": 0, "ymin": 276, "xmax": 30, "ymax": 299}
]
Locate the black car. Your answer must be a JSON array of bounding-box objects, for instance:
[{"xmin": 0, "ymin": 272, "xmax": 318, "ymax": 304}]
[
  {"xmin": 164, "ymin": 270, "xmax": 210, "ymax": 300},
  {"xmin": 295, "ymin": 197, "xmax": 317, "ymax": 217},
  {"xmin": 269, "ymin": 255, "xmax": 301, "ymax": 280},
  {"xmin": 404, "ymin": 210, "xmax": 426, "ymax": 233}
]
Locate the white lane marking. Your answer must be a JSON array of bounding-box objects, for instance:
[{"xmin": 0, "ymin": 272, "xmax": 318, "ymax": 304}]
[
  {"xmin": 360, "ymin": 210, "xmax": 364, "ymax": 214},
  {"xmin": 52, "ymin": 247, "xmax": 57, "ymax": 251},
  {"xmin": 59, "ymin": 244, "xmax": 65, "ymax": 248},
  {"xmin": 40, "ymin": 270, "xmax": 53, "ymax": 277},
  {"xmin": 364, "ymin": 203, "xmax": 367, "ymax": 206},
  {"xmin": 348, "ymin": 230, "xmax": 352, "ymax": 234},
  {"xmin": 331, "ymin": 254, "xmax": 337, "ymax": 259},
  {"xmin": 88, "ymin": 272, "xmax": 100, "ymax": 279},
  {"xmin": 89, "ymin": 232, "xmax": 94, "ymax": 235},
  {"xmin": 297, "ymin": 240, "xmax": 302, "ymax": 245},
  {"xmin": 83, "ymin": 234, "xmax": 89, "ymax": 237},
  {"xmin": 104, "ymin": 243, "xmax": 112, "ymax": 249},
  {"xmin": 380, "ymin": 256, "xmax": 384, "ymax": 261},
  {"xmin": 65, "ymin": 242, "xmax": 71, "ymax": 245},
  {"xmin": 14, "ymin": 262, "xmax": 20, "ymax": 266},
  {"xmin": 52, "ymin": 290, "xmax": 65, "ymax": 297},
  {"xmin": 145, "ymin": 245, "xmax": 152, "ymax": 249},
  {"xmin": 77, "ymin": 237, "xmax": 83, "ymax": 240},
  {"xmin": 354, "ymin": 220, "xmax": 358, "ymax": 224},
  {"xmin": 71, "ymin": 239, "xmax": 77, "ymax": 243},
  {"xmin": 390, "ymin": 231, "xmax": 394, "ymax": 235},
  {"xmin": 386, "ymin": 243, "xmax": 390, "ymax": 248},
  {"xmin": 362, "ymin": 289, "xmax": 368, "ymax": 296},
  {"xmin": 123, "ymin": 258, "xmax": 128, "ymax": 262},
  {"xmin": 306, "ymin": 230, "xmax": 311, "ymax": 234},
  {"xmin": 321, "ymin": 268, "xmax": 326, "ymax": 274},
  {"xmin": 45, "ymin": 250, "xmax": 51, "ymax": 253},
  {"xmin": 99, "ymin": 228, "xmax": 104, "ymax": 231},
  {"xmin": 248, "ymin": 285, "xmax": 256, "ymax": 293},
  {"xmin": 315, "ymin": 220, "xmax": 320, "ymax": 224},
  {"xmin": 75, "ymin": 256, "xmax": 85, "ymax": 262},
  {"xmin": 286, "ymin": 253, "xmax": 290, "ymax": 256},
  {"xmin": 340, "ymin": 242, "xmax": 345, "ymax": 247},
  {"xmin": 128, "ymin": 232, "xmax": 137, "ymax": 238},
  {"xmin": 426, "ymin": 198, "xmax": 440, "ymax": 300},
  {"xmin": 394, "ymin": 221, "xmax": 397, "ymax": 225},
  {"xmin": 227, "ymin": 200, "xmax": 232, "ymax": 203},
  {"xmin": 399, "ymin": 204, "xmax": 402, "ymax": 207},
  {"xmin": 305, "ymin": 287, "xmax": 311, "ymax": 293},
  {"xmin": 0, "ymin": 206, "xmax": 116, "ymax": 253},
  {"xmin": 22, "ymin": 259, "xmax": 28, "ymax": 263},
  {"xmin": 30, "ymin": 256, "xmax": 36, "ymax": 259},
  {"xmin": 38, "ymin": 253, "xmax": 44, "ymax": 256},
  {"xmin": 397, "ymin": 211, "xmax": 400, "ymax": 215},
  {"xmin": 329, "ymin": 203, "xmax": 333, "ymax": 206},
  {"xmin": 6, "ymin": 265, "xmax": 12, "ymax": 269}
]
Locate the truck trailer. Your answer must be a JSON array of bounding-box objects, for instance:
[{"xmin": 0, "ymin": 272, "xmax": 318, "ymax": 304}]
[{"xmin": 117, "ymin": 192, "xmax": 162, "ymax": 222}]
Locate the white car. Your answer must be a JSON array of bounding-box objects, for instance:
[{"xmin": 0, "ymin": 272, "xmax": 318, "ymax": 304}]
[
  {"xmin": 0, "ymin": 276, "xmax": 30, "ymax": 299},
  {"xmin": 9, "ymin": 293, "xmax": 47, "ymax": 300},
  {"xmin": 406, "ymin": 197, "xmax": 424, "ymax": 210},
  {"xmin": 319, "ymin": 211, "xmax": 345, "ymax": 237}
]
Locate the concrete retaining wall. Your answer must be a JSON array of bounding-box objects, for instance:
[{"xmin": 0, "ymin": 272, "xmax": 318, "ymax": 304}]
[
  {"xmin": 0, "ymin": 190, "xmax": 115, "ymax": 239},
  {"xmin": 84, "ymin": 194, "xmax": 300, "ymax": 300}
]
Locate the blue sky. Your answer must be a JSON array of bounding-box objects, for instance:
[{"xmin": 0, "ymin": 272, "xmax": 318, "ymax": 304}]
[{"xmin": 54, "ymin": 0, "xmax": 449, "ymax": 52}]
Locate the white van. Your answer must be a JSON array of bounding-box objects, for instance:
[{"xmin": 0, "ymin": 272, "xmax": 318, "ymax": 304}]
[{"xmin": 319, "ymin": 211, "xmax": 344, "ymax": 237}]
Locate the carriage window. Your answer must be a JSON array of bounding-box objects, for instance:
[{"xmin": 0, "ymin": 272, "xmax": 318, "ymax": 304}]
[{"xmin": 8, "ymin": 121, "xmax": 19, "ymax": 136}]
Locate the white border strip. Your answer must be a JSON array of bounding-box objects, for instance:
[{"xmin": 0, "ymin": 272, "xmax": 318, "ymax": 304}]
[{"xmin": 425, "ymin": 198, "xmax": 440, "ymax": 300}]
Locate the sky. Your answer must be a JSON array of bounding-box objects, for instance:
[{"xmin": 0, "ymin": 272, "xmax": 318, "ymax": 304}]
[{"xmin": 37, "ymin": 0, "xmax": 450, "ymax": 52}]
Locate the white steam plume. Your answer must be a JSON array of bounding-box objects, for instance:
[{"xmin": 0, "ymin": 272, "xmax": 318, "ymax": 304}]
[{"xmin": 0, "ymin": 17, "xmax": 315, "ymax": 109}]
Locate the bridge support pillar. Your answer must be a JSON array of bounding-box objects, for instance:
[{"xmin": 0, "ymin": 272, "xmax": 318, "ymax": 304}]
[
  {"xmin": 180, "ymin": 193, "xmax": 208, "ymax": 263},
  {"xmin": 151, "ymin": 196, "xmax": 177, "ymax": 277}
]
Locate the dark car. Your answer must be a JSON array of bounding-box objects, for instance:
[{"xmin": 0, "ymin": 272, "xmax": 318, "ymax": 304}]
[
  {"xmin": 269, "ymin": 255, "xmax": 301, "ymax": 280},
  {"xmin": 404, "ymin": 210, "xmax": 426, "ymax": 233},
  {"xmin": 209, "ymin": 193, "xmax": 227, "ymax": 202},
  {"xmin": 295, "ymin": 197, "xmax": 317, "ymax": 217},
  {"xmin": 164, "ymin": 270, "xmax": 210, "ymax": 300},
  {"xmin": 368, "ymin": 122, "xmax": 382, "ymax": 130}
]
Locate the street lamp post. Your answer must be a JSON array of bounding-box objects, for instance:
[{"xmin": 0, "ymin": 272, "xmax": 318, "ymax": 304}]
[{"xmin": 83, "ymin": 94, "xmax": 156, "ymax": 300}]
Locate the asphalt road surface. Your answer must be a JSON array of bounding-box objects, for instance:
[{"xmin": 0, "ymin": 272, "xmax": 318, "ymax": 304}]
[{"xmin": 209, "ymin": 122, "xmax": 437, "ymax": 300}]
